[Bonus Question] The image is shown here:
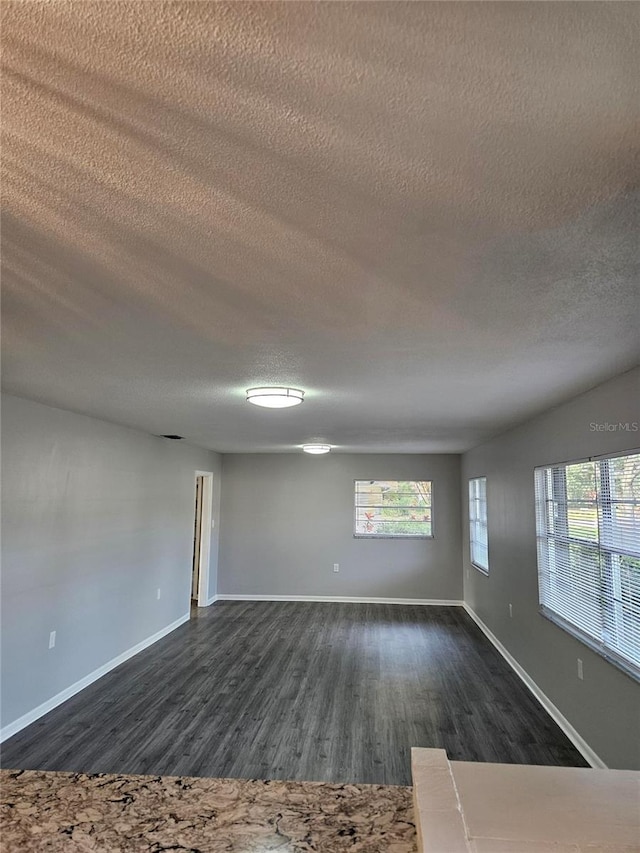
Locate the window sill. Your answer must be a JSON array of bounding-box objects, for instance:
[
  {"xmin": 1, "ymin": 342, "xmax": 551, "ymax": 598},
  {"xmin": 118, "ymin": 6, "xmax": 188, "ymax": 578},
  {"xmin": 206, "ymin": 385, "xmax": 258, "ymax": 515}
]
[
  {"xmin": 353, "ymin": 534, "xmax": 434, "ymax": 540},
  {"xmin": 540, "ymin": 606, "xmax": 640, "ymax": 684},
  {"xmin": 471, "ymin": 562, "xmax": 489, "ymax": 576}
]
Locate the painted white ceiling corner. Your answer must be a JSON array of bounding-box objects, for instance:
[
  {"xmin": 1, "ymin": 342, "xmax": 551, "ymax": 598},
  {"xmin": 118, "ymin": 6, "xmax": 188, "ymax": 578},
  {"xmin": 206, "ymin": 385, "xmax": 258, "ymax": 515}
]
[{"xmin": 1, "ymin": 2, "xmax": 639, "ymax": 453}]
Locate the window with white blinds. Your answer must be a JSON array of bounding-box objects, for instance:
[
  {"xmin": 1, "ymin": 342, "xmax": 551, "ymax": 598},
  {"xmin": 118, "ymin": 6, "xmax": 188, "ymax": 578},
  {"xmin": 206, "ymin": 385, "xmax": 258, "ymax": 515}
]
[
  {"xmin": 469, "ymin": 477, "xmax": 489, "ymax": 573},
  {"xmin": 354, "ymin": 480, "xmax": 432, "ymax": 537},
  {"xmin": 534, "ymin": 451, "xmax": 640, "ymax": 680}
]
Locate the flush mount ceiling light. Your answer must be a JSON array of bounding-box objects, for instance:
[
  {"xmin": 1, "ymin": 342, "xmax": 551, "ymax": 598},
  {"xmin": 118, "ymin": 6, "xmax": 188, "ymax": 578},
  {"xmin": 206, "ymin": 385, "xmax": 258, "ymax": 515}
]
[
  {"xmin": 246, "ymin": 387, "xmax": 304, "ymax": 408},
  {"xmin": 302, "ymin": 444, "xmax": 331, "ymax": 455}
]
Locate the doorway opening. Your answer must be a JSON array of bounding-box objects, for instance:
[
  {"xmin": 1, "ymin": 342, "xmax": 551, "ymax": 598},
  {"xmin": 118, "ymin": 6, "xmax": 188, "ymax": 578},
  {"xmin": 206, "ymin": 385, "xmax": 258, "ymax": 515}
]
[{"xmin": 191, "ymin": 471, "xmax": 213, "ymax": 614}]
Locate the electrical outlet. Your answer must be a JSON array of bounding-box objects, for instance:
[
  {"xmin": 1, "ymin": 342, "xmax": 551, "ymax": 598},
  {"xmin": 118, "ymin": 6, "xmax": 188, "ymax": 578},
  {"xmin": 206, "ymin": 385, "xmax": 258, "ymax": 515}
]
[
  {"xmin": 509, "ymin": 603, "xmax": 513, "ymax": 618},
  {"xmin": 577, "ymin": 659, "xmax": 584, "ymax": 680},
  {"xmin": 157, "ymin": 588, "xmax": 161, "ymax": 600},
  {"xmin": 49, "ymin": 631, "xmax": 56, "ymax": 649},
  {"xmin": 333, "ymin": 563, "xmax": 340, "ymax": 573}
]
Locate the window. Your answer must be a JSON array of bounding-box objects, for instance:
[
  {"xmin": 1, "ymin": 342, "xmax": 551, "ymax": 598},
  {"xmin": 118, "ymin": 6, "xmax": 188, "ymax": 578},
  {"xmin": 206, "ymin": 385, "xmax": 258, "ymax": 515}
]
[
  {"xmin": 469, "ymin": 477, "xmax": 489, "ymax": 573},
  {"xmin": 354, "ymin": 480, "xmax": 432, "ymax": 538},
  {"xmin": 534, "ymin": 451, "xmax": 640, "ymax": 680}
]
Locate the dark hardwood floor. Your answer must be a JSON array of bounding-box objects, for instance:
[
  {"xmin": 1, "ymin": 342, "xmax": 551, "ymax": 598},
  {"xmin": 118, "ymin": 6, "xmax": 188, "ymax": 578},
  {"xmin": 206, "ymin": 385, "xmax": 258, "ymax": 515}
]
[{"xmin": 1, "ymin": 602, "xmax": 588, "ymax": 785}]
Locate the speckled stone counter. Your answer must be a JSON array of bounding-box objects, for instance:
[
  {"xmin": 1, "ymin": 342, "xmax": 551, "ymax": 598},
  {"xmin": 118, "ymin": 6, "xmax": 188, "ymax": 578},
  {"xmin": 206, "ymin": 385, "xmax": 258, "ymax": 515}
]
[{"xmin": 0, "ymin": 768, "xmax": 416, "ymax": 852}]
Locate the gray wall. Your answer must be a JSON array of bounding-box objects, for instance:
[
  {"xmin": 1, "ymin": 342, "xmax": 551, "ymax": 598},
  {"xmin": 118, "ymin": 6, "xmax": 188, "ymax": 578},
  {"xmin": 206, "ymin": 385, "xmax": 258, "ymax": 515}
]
[
  {"xmin": 218, "ymin": 453, "xmax": 462, "ymax": 600},
  {"xmin": 462, "ymin": 367, "xmax": 640, "ymax": 770},
  {"xmin": 1, "ymin": 394, "xmax": 221, "ymax": 729}
]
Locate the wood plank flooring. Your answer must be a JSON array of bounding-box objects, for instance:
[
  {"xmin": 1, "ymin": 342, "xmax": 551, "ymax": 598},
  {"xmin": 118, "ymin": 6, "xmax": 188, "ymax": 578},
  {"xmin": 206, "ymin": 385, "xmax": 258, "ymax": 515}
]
[{"xmin": 1, "ymin": 602, "xmax": 588, "ymax": 786}]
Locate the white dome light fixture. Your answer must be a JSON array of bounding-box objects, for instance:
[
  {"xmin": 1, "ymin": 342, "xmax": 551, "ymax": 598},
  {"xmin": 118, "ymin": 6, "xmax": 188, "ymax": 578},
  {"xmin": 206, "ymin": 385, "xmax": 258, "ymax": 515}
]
[
  {"xmin": 302, "ymin": 444, "xmax": 331, "ymax": 455},
  {"xmin": 246, "ymin": 387, "xmax": 304, "ymax": 408}
]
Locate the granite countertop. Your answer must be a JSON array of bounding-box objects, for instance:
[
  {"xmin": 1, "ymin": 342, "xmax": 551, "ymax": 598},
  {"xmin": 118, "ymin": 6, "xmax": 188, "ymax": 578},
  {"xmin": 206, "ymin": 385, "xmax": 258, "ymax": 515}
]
[{"xmin": 0, "ymin": 768, "xmax": 416, "ymax": 852}]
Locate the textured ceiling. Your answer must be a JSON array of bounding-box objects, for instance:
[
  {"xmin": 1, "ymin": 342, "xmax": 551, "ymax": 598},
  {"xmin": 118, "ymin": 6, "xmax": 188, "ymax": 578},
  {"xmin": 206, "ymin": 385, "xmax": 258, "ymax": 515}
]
[{"xmin": 2, "ymin": 1, "xmax": 639, "ymax": 453}]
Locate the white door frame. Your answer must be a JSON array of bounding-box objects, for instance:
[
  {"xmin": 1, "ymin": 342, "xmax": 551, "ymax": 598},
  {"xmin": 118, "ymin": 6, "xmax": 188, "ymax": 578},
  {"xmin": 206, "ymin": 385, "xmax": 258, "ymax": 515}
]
[{"xmin": 193, "ymin": 471, "xmax": 214, "ymax": 607}]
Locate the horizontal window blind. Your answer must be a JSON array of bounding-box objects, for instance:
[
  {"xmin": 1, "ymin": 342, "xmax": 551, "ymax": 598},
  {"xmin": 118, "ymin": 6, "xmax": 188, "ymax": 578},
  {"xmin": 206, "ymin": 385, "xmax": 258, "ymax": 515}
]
[
  {"xmin": 354, "ymin": 480, "xmax": 432, "ymax": 537},
  {"xmin": 534, "ymin": 451, "xmax": 640, "ymax": 680},
  {"xmin": 469, "ymin": 477, "xmax": 489, "ymax": 572}
]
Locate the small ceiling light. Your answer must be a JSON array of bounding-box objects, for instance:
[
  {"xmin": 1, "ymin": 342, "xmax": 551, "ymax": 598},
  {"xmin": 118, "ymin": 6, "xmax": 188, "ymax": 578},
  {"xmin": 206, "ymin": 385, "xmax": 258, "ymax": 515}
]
[
  {"xmin": 246, "ymin": 387, "xmax": 304, "ymax": 408},
  {"xmin": 302, "ymin": 444, "xmax": 331, "ymax": 455}
]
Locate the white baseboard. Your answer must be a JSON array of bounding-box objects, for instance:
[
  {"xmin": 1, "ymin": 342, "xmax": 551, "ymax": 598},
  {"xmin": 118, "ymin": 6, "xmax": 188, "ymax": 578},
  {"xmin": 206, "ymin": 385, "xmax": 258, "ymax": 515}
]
[
  {"xmin": 214, "ymin": 594, "xmax": 464, "ymax": 606},
  {"xmin": 0, "ymin": 613, "xmax": 190, "ymax": 743},
  {"xmin": 462, "ymin": 604, "xmax": 606, "ymax": 769}
]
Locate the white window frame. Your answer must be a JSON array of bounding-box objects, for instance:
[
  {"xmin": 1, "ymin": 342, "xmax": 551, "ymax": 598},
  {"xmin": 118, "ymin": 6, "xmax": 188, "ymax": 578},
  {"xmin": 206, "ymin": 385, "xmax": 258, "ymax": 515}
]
[
  {"xmin": 469, "ymin": 476, "xmax": 489, "ymax": 574},
  {"xmin": 534, "ymin": 450, "xmax": 640, "ymax": 682},
  {"xmin": 353, "ymin": 480, "xmax": 433, "ymax": 539}
]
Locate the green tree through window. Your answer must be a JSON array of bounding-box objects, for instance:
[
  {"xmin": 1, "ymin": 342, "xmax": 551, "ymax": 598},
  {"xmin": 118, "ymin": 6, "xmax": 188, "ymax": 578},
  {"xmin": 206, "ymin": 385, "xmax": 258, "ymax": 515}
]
[{"xmin": 354, "ymin": 480, "xmax": 432, "ymax": 537}]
